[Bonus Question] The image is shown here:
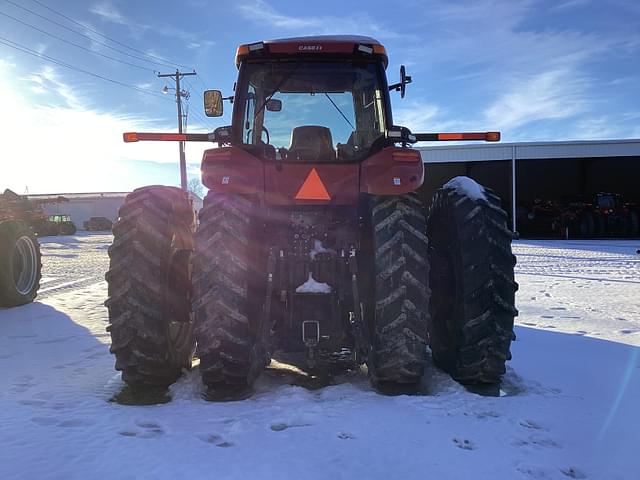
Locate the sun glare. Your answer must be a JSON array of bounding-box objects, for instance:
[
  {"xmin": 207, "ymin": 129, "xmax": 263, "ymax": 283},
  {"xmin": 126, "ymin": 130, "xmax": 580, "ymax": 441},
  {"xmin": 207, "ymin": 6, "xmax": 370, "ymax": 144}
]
[{"xmin": 0, "ymin": 63, "xmax": 208, "ymax": 194}]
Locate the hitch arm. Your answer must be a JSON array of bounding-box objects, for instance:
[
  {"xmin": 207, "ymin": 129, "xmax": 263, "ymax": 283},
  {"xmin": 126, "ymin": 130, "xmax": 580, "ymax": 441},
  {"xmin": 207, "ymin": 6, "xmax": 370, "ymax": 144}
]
[{"xmin": 123, "ymin": 132, "xmax": 214, "ymax": 143}]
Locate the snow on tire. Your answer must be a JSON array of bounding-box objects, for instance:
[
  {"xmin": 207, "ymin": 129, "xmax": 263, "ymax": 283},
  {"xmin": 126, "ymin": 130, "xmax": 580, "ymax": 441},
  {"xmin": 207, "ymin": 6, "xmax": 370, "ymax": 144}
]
[
  {"xmin": 426, "ymin": 177, "xmax": 518, "ymax": 385},
  {"xmin": 105, "ymin": 186, "xmax": 195, "ymax": 388},
  {"xmin": 367, "ymin": 193, "xmax": 430, "ymax": 389},
  {"xmin": 0, "ymin": 219, "xmax": 42, "ymax": 307},
  {"xmin": 193, "ymin": 192, "xmax": 268, "ymax": 399}
]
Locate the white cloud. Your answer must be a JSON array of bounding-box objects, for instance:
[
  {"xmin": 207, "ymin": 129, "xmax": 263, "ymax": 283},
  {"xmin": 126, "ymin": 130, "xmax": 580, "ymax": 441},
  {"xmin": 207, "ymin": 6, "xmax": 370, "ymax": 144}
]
[
  {"xmin": 386, "ymin": 0, "xmax": 640, "ymax": 140},
  {"xmin": 187, "ymin": 40, "xmax": 215, "ymax": 50},
  {"xmin": 564, "ymin": 112, "xmax": 640, "ymax": 140},
  {"xmin": 550, "ymin": 0, "xmax": 590, "ymax": 11},
  {"xmin": 90, "ymin": 1, "xmax": 141, "ymax": 28},
  {"xmin": 90, "ymin": 1, "xmax": 206, "ymax": 45},
  {"xmin": 0, "ymin": 58, "xmax": 16, "ymax": 69},
  {"xmin": 237, "ymin": 0, "xmax": 405, "ymax": 39},
  {"xmin": 35, "ymin": 43, "xmax": 48, "ymax": 55},
  {"xmin": 393, "ymin": 102, "xmax": 449, "ymax": 132},
  {"xmin": 484, "ymin": 69, "xmax": 588, "ymax": 130}
]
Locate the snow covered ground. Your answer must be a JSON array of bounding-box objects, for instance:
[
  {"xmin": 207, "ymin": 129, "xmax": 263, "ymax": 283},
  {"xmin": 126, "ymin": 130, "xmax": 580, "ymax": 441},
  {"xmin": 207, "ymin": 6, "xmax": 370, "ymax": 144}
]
[{"xmin": 1, "ymin": 233, "xmax": 638, "ymax": 479}]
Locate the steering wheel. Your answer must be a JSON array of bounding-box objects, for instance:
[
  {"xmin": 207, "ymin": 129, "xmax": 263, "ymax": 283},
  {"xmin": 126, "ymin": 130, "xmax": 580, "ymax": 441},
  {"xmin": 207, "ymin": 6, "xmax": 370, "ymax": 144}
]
[
  {"xmin": 246, "ymin": 126, "xmax": 270, "ymax": 145},
  {"xmin": 261, "ymin": 126, "xmax": 270, "ymax": 145}
]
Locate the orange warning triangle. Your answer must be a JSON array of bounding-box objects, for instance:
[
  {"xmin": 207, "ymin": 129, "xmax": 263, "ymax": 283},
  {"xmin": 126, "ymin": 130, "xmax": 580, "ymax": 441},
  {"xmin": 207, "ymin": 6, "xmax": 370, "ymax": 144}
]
[{"xmin": 295, "ymin": 168, "xmax": 331, "ymax": 201}]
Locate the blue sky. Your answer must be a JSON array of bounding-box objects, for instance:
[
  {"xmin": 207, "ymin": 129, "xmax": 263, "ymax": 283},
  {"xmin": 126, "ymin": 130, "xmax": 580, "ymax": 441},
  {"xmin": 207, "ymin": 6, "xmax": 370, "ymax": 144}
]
[{"xmin": 1, "ymin": 0, "xmax": 638, "ymax": 193}]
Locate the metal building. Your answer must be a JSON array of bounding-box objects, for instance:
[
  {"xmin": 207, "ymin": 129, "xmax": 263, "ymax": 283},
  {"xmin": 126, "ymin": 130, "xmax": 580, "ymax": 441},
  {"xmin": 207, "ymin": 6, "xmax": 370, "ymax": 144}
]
[
  {"xmin": 416, "ymin": 138, "xmax": 640, "ymax": 233},
  {"xmin": 29, "ymin": 191, "xmax": 203, "ymax": 231}
]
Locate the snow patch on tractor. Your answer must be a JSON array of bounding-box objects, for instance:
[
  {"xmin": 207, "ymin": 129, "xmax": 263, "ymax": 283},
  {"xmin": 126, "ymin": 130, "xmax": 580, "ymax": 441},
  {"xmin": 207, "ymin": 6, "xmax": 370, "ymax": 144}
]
[
  {"xmin": 295, "ymin": 272, "xmax": 332, "ymax": 293},
  {"xmin": 444, "ymin": 176, "xmax": 487, "ymax": 201},
  {"xmin": 309, "ymin": 239, "xmax": 335, "ymax": 260}
]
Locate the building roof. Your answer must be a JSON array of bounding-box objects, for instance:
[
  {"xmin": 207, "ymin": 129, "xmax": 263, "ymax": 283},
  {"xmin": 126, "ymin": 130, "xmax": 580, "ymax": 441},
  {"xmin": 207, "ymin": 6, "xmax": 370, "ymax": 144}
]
[
  {"xmin": 27, "ymin": 192, "xmax": 130, "ymax": 201},
  {"xmin": 416, "ymin": 138, "xmax": 640, "ymax": 163},
  {"xmin": 28, "ymin": 191, "xmax": 203, "ymax": 203}
]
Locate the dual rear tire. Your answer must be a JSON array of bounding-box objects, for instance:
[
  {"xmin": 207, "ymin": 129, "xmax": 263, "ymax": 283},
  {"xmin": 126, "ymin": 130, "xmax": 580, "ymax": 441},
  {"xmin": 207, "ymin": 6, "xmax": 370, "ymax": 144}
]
[
  {"xmin": 367, "ymin": 180, "xmax": 518, "ymax": 389},
  {"xmin": 106, "ymin": 179, "xmax": 518, "ymax": 393},
  {"xmin": 106, "ymin": 188, "xmax": 268, "ymax": 396}
]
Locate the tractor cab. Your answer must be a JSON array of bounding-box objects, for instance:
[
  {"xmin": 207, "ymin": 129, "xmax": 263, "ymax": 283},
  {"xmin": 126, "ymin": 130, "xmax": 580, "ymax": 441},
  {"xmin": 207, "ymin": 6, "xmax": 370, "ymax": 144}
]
[
  {"xmin": 220, "ymin": 36, "xmax": 392, "ymax": 163},
  {"xmin": 197, "ymin": 36, "xmax": 427, "ymax": 205}
]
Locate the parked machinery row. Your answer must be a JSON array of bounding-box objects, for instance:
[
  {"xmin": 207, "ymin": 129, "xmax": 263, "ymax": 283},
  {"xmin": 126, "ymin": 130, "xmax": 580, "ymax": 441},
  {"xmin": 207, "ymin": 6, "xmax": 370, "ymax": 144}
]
[{"xmin": 518, "ymin": 192, "xmax": 639, "ymax": 239}]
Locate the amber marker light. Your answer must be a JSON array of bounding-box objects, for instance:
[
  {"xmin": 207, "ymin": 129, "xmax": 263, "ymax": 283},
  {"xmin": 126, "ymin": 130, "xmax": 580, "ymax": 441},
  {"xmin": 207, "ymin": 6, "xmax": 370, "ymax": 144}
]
[
  {"xmin": 236, "ymin": 45, "xmax": 250, "ymax": 56},
  {"xmin": 373, "ymin": 45, "xmax": 387, "ymax": 56},
  {"xmin": 123, "ymin": 132, "xmax": 139, "ymax": 142},
  {"xmin": 235, "ymin": 44, "xmax": 250, "ymax": 66}
]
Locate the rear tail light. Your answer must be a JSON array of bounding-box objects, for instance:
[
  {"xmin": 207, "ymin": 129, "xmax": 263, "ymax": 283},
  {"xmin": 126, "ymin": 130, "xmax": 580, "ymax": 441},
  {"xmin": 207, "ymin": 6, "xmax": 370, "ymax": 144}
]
[
  {"xmin": 392, "ymin": 150, "xmax": 421, "ymax": 162},
  {"xmin": 203, "ymin": 150, "xmax": 232, "ymax": 163}
]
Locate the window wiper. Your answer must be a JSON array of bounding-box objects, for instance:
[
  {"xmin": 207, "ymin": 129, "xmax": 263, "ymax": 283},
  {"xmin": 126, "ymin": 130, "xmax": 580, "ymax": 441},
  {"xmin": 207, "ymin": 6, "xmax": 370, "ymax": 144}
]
[
  {"xmin": 253, "ymin": 65, "xmax": 300, "ymax": 122},
  {"xmin": 325, "ymin": 93, "xmax": 355, "ymax": 130}
]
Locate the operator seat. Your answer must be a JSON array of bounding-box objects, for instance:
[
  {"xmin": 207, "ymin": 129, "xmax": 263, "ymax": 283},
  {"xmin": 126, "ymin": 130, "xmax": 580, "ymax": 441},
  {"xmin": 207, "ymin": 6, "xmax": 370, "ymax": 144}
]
[{"xmin": 288, "ymin": 126, "xmax": 336, "ymax": 161}]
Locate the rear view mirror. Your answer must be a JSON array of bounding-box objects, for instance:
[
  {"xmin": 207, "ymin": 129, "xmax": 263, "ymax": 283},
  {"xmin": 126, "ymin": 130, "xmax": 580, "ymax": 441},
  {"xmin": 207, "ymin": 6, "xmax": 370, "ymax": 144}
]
[
  {"xmin": 388, "ymin": 65, "xmax": 412, "ymax": 99},
  {"xmin": 204, "ymin": 90, "xmax": 223, "ymax": 117},
  {"xmin": 266, "ymin": 99, "xmax": 282, "ymax": 112},
  {"xmin": 399, "ymin": 65, "xmax": 411, "ymax": 99}
]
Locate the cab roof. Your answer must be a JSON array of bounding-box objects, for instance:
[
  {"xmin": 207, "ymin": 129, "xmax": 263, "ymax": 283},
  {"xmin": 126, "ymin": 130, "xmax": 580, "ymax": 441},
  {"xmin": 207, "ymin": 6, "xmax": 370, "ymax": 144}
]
[{"xmin": 235, "ymin": 35, "xmax": 388, "ymax": 68}]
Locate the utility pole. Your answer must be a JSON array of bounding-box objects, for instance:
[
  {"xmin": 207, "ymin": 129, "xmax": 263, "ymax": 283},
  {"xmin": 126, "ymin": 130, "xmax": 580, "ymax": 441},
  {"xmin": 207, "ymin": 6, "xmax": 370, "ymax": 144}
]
[{"xmin": 157, "ymin": 69, "xmax": 197, "ymax": 191}]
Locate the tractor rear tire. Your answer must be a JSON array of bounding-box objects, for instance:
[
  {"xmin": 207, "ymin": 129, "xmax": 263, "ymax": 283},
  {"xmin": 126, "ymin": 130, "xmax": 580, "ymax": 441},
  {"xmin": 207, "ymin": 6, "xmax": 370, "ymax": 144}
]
[
  {"xmin": 105, "ymin": 186, "xmax": 195, "ymax": 388},
  {"xmin": 426, "ymin": 179, "xmax": 518, "ymax": 385},
  {"xmin": 367, "ymin": 194, "xmax": 430, "ymax": 390},
  {"xmin": 0, "ymin": 220, "xmax": 42, "ymax": 307},
  {"xmin": 193, "ymin": 193, "xmax": 268, "ymax": 400}
]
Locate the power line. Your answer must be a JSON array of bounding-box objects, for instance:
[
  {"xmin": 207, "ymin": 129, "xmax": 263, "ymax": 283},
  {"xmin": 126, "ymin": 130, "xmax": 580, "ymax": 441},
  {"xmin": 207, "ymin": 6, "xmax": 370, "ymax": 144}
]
[
  {"xmin": 0, "ymin": 34, "xmax": 170, "ymax": 99},
  {"xmin": 0, "ymin": 9, "xmax": 153, "ymax": 72},
  {"xmin": 0, "ymin": 0, "xmax": 179, "ymax": 69},
  {"xmin": 179, "ymin": 78, "xmax": 215, "ymax": 129},
  {"xmin": 196, "ymin": 74, "xmax": 208, "ymax": 90},
  {"xmin": 187, "ymin": 108, "xmax": 215, "ymax": 131},
  {"xmin": 28, "ymin": 0, "xmax": 193, "ymax": 70}
]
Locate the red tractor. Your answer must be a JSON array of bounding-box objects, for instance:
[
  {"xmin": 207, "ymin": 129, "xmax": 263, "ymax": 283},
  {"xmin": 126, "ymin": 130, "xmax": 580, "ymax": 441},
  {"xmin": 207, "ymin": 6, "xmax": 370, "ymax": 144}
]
[{"xmin": 107, "ymin": 36, "xmax": 517, "ymax": 399}]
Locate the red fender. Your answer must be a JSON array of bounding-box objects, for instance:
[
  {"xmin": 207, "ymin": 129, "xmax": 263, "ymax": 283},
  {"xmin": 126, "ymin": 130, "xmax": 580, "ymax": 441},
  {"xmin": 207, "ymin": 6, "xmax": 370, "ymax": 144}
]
[
  {"xmin": 201, "ymin": 146, "xmax": 264, "ymax": 194},
  {"xmin": 360, "ymin": 147, "xmax": 424, "ymax": 195}
]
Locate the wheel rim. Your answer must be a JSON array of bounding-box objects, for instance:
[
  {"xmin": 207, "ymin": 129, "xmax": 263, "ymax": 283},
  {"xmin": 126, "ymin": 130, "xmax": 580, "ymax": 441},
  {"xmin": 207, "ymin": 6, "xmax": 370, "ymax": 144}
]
[{"xmin": 13, "ymin": 236, "xmax": 38, "ymax": 295}]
